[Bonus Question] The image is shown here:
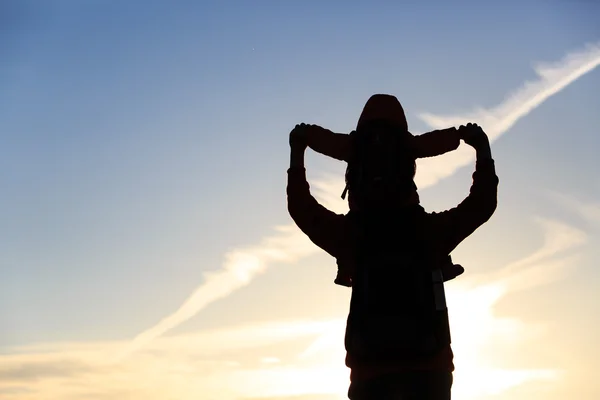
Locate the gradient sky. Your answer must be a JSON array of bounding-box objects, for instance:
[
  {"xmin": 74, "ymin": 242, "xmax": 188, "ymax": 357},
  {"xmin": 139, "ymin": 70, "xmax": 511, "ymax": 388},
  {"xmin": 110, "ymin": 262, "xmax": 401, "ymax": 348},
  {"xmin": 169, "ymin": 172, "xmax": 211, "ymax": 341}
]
[{"xmin": 1, "ymin": 1, "xmax": 599, "ymax": 399}]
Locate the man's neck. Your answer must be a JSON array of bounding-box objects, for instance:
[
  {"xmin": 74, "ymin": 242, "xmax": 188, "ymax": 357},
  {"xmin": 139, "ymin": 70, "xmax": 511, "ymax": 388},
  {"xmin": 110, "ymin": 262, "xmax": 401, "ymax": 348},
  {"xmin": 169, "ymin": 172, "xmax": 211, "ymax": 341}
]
[
  {"xmin": 405, "ymin": 189, "xmax": 420, "ymax": 206},
  {"xmin": 351, "ymin": 189, "xmax": 421, "ymax": 212}
]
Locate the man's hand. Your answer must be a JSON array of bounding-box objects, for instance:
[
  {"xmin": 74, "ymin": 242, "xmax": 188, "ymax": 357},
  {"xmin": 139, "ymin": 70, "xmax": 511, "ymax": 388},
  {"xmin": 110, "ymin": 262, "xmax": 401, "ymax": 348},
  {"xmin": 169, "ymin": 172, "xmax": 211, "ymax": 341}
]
[
  {"xmin": 289, "ymin": 123, "xmax": 309, "ymax": 150},
  {"xmin": 459, "ymin": 123, "xmax": 492, "ymax": 160},
  {"xmin": 458, "ymin": 123, "xmax": 489, "ymax": 150},
  {"xmin": 289, "ymin": 124, "xmax": 308, "ymax": 169}
]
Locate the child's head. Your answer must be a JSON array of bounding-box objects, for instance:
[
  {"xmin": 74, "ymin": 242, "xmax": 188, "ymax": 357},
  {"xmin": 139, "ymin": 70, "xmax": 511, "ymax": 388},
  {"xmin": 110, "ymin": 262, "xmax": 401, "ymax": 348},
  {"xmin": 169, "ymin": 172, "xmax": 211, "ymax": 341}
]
[
  {"xmin": 345, "ymin": 116, "xmax": 418, "ymax": 212},
  {"xmin": 343, "ymin": 94, "xmax": 417, "ymax": 211},
  {"xmin": 356, "ymin": 94, "xmax": 409, "ymax": 133}
]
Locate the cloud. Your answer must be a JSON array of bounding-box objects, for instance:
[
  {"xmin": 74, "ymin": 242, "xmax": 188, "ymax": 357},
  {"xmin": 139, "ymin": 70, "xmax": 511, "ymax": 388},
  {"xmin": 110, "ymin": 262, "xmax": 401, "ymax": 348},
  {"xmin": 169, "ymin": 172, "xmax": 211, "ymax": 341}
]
[
  {"xmin": 441, "ymin": 217, "xmax": 585, "ymax": 399},
  {"xmin": 546, "ymin": 191, "xmax": 600, "ymax": 228},
  {"xmin": 114, "ymin": 225, "xmax": 319, "ymax": 360},
  {"xmin": 0, "ymin": 212, "xmax": 587, "ymax": 400},
  {"xmin": 120, "ymin": 41, "xmax": 600, "ymax": 358},
  {"xmin": 492, "ymin": 217, "xmax": 587, "ymax": 290},
  {"xmin": 306, "ymin": 43, "xmax": 600, "ymax": 211},
  {"xmin": 419, "ymin": 41, "xmax": 600, "ymax": 135},
  {"xmin": 0, "ymin": 360, "xmax": 91, "ymax": 382},
  {"xmin": 240, "ymin": 395, "xmax": 342, "ymax": 400},
  {"xmin": 269, "ymin": 217, "xmax": 585, "ymax": 400},
  {"xmin": 415, "ymin": 41, "xmax": 600, "ymax": 188},
  {"xmin": 0, "ymin": 319, "xmax": 344, "ymax": 400}
]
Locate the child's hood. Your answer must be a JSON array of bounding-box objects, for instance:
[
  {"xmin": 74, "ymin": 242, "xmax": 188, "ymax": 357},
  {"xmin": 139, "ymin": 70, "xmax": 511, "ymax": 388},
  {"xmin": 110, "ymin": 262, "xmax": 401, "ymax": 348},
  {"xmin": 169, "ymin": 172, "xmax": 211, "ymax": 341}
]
[{"xmin": 356, "ymin": 94, "xmax": 409, "ymax": 132}]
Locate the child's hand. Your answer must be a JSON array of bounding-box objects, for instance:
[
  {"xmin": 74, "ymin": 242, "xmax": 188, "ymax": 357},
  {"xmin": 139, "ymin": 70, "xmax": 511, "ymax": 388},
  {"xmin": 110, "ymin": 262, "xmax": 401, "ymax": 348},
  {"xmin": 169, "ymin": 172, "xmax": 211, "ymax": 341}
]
[
  {"xmin": 458, "ymin": 123, "xmax": 490, "ymax": 150},
  {"xmin": 304, "ymin": 124, "xmax": 331, "ymax": 143},
  {"xmin": 442, "ymin": 263, "xmax": 464, "ymax": 281},
  {"xmin": 412, "ymin": 127, "xmax": 460, "ymax": 159}
]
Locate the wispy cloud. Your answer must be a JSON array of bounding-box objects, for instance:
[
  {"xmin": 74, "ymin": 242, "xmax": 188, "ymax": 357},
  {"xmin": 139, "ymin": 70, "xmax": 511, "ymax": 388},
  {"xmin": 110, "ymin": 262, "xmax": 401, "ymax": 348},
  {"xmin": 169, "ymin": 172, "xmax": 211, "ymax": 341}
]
[
  {"xmin": 115, "ymin": 225, "xmax": 319, "ymax": 360},
  {"xmin": 547, "ymin": 191, "xmax": 600, "ymax": 228},
  {"xmin": 491, "ymin": 217, "xmax": 587, "ymax": 290},
  {"xmin": 0, "ymin": 319, "xmax": 344, "ymax": 400},
  {"xmin": 285, "ymin": 216, "xmax": 586, "ymax": 399},
  {"xmin": 0, "ymin": 217, "xmax": 585, "ymax": 400},
  {"xmin": 120, "ymin": 41, "xmax": 600, "ymax": 358},
  {"xmin": 415, "ymin": 41, "xmax": 600, "ymax": 189},
  {"xmin": 307, "ymin": 42, "xmax": 600, "ymax": 211},
  {"xmin": 438, "ymin": 217, "xmax": 586, "ymax": 399}
]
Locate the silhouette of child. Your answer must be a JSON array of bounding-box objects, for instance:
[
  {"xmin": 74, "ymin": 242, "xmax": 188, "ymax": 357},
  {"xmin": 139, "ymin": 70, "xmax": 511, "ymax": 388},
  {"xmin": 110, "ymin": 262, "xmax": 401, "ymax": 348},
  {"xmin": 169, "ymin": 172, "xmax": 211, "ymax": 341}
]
[{"xmin": 301, "ymin": 94, "xmax": 465, "ymax": 286}]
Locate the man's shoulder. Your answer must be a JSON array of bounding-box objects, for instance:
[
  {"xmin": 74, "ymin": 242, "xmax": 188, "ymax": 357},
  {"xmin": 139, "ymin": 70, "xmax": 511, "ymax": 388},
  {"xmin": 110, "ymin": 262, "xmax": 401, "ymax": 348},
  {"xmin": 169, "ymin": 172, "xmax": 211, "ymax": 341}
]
[{"xmin": 421, "ymin": 206, "xmax": 454, "ymax": 230}]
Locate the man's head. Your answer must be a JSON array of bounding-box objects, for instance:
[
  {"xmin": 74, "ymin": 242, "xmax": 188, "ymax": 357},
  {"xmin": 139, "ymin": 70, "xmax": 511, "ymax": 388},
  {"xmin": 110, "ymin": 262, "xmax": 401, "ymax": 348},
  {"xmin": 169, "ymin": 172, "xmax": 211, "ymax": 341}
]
[{"xmin": 345, "ymin": 94, "xmax": 418, "ymax": 211}]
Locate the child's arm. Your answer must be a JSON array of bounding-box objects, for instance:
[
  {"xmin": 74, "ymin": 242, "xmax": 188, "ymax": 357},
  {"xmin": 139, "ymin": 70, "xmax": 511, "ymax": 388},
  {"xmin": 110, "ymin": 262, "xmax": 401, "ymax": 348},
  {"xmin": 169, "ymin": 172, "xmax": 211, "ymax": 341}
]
[
  {"xmin": 305, "ymin": 124, "xmax": 461, "ymax": 161},
  {"xmin": 305, "ymin": 125, "xmax": 352, "ymax": 162},
  {"xmin": 413, "ymin": 127, "xmax": 461, "ymax": 158}
]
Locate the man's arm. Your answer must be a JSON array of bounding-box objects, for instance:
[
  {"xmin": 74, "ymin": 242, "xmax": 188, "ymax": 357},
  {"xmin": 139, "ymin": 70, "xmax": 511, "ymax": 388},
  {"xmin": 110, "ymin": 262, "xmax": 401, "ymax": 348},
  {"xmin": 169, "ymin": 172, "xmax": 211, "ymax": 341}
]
[
  {"xmin": 288, "ymin": 126, "xmax": 345, "ymax": 257},
  {"xmin": 433, "ymin": 124, "xmax": 499, "ymax": 255}
]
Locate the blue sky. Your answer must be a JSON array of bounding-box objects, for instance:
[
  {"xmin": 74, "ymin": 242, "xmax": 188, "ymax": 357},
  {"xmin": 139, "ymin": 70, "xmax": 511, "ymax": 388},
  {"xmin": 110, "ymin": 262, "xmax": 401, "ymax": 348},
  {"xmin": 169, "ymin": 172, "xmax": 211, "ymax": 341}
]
[{"xmin": 1, "ymin": 1, "xmax": 599, "ymax": 399}]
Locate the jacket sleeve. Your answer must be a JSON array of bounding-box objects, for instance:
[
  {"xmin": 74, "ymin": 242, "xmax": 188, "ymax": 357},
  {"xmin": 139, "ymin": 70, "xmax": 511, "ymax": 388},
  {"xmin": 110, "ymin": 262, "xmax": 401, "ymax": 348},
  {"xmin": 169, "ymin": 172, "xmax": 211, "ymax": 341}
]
[
  {"xmin": 287, "ymin": 167, "xmax": 345, "ymax": 258},
  {"xmin": 307, "ymin": 129, "xmax": 352, "ymax": 162},
  {"xmin": 413, "ymin": 128, "xmax": 461, "ymax": 159},
  {"xmin": 432, "ymin": 159, "xmax": 499, "ymax": 255}
]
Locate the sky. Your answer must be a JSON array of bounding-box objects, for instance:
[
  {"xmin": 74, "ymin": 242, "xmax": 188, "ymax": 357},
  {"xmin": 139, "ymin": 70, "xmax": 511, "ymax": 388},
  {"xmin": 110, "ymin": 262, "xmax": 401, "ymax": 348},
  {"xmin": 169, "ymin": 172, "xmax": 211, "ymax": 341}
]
[{"xmin": 1, "ymin": 1, "xmax": 599, "ymax": 399}]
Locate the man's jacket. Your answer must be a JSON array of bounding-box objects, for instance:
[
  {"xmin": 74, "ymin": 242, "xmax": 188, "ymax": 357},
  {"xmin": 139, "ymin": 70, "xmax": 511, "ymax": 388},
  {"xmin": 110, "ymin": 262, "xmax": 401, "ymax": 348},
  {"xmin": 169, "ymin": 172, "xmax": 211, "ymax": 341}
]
[{"xmin": 286, "ymin": 159, "xmax": 499, "ymax": 381}]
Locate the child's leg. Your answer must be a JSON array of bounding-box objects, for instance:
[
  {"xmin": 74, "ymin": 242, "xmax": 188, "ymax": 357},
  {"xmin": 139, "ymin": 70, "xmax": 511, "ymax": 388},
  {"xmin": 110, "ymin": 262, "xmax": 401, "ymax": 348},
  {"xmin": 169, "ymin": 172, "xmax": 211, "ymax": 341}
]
[
  {"xmin": 308, "ymin": 127, "xmax": 352, "ymax": 162},
  {"xmin": 413, "ymin": 128, "xmax": 460, "ymax": 159}
]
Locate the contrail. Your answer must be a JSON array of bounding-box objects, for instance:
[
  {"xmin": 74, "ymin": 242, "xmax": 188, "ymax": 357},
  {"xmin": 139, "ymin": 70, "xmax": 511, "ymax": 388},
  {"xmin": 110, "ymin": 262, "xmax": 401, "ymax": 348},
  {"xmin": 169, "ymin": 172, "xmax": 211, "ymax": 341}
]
[
  {"xmin": 119, "ymin": 41, "xmax": 600, "ymax": 359},
  {"xmin": 114, "ymin": 225, "xmax": 318, "ymax": 361},
  {"xmin": 415, "ymin": 41, "xmax": 600, "ymax": 188}
]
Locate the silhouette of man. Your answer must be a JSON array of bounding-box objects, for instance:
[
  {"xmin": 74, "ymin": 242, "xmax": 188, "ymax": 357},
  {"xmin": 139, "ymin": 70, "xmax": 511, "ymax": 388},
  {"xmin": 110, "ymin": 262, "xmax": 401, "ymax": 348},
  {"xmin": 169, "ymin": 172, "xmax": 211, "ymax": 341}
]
[{"xmin": 286, "ymin": 95, "xmax": 499, "ymax": 399}]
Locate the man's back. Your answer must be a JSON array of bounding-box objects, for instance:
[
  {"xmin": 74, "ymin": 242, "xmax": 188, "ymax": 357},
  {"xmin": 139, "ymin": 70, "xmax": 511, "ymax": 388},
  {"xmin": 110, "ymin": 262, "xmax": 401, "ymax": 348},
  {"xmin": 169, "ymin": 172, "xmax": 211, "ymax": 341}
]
[
  {"xmin": 343, "ymin": 205, "xmax": 451, "ymax": 365},
  {"xmin": 286, "ymin": 155, "xmax": 498, "ymax": 283},
  {"xmin": 287, "ymin": 121, "xmax": 498, "ymax": 399}
]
